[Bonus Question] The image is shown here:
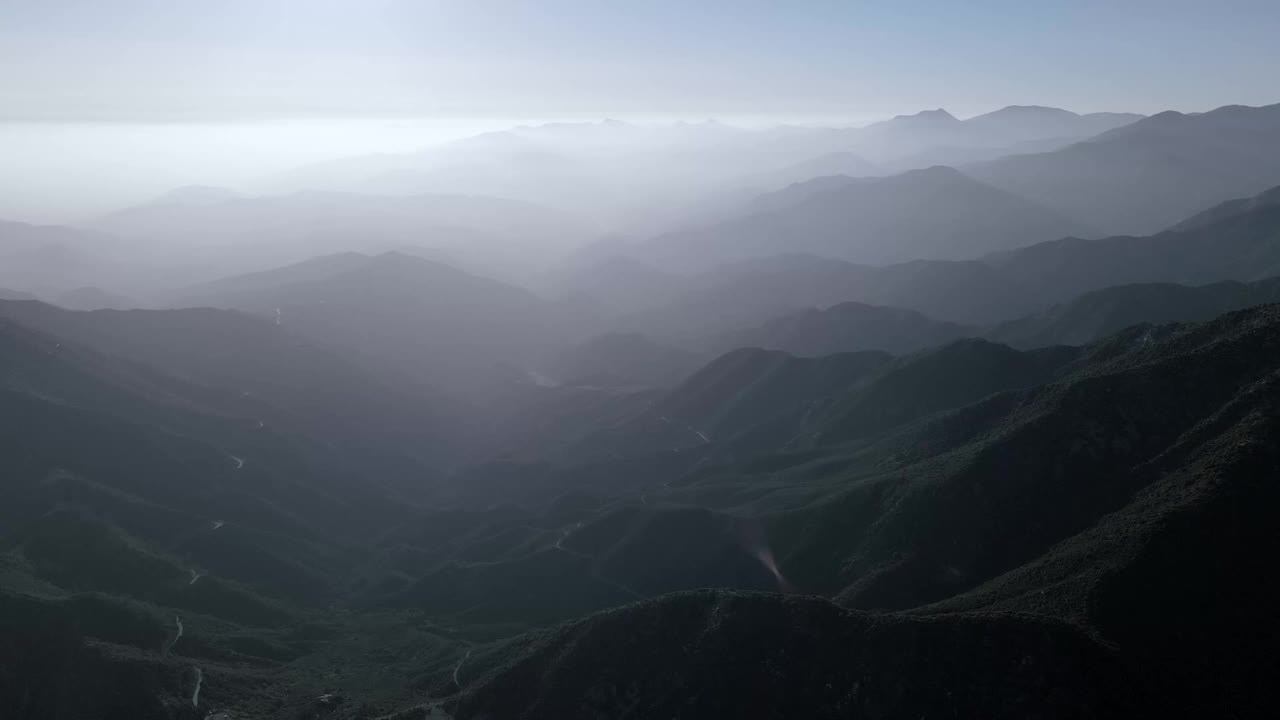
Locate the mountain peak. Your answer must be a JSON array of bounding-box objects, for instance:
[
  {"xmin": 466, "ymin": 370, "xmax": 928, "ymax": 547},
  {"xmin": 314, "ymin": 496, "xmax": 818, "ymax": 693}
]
[
  {"xmin": 977, "ymin": 105, "xmax": 1076, "ymax": 118},
  {"xmin": 891, "ymin": 108, "xmax": 959, "ymax": 123}
]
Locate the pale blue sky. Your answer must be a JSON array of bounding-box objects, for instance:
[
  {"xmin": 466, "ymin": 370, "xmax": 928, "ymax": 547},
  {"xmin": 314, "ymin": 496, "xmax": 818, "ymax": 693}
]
[{"xmin": 2, "ymin": 0, "xmax": 1278, "ymax": 122}]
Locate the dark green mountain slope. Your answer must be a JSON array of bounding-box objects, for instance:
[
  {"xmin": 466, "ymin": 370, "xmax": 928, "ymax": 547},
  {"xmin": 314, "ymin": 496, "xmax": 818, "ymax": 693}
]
[
  {"xmin": 0, "ymin": 319, "xmax": 388, "ymax": 601},
  {"xmin": 173, "ymin": 251, "xmax": 573, "ymax": 391},
  {"xmin": 567, "ymin": 348, "xmax": 891, "ymax": 462},
  {"xmin": 988, "ymin": 276, "xmax": 1280, "ymax": 348},
  {"xmin": 0, "ymin": 311, "xmax": 475, "ymax": 719},
  {"xmin": 451, "ymin": 590, "xmax": 1136, "ymax": 720},
  {"xmin": 0, "ymin": 299, "xmax": 462, "ymax": 474},
  {"xmin": 715, "ymin": 300, "xmax": 973, "ymax": 356},
  {"xmin": 570, "ymin": 338, "xmax": 1077, "ymax": 465},
  {"xmin": 442, "ymin": 305, "xmax": 1280, "ymax": 720}
]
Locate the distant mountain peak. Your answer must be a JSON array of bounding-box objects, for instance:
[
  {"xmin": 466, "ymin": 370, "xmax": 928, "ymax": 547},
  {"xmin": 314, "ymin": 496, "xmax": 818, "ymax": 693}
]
[
  {"xmin": 979, "ymin": 105, "xmax": 1076, "ymax": 117},
  {"xmin": 902, "ymin": 164, "xmax": 966, "ymax": 178},
  {"xmin": 891, "ymin": 108, "xmax": 959, "ymax": 123}
]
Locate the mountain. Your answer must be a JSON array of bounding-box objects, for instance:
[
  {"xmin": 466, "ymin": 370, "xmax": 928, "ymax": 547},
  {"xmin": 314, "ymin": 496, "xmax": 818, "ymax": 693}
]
[
  {"xmin": 1170, "ymin": 182, "xmax": 1280, "ymax": 232},
  {"xmin": 0, "ymin": 287, "xmax": 36, "ymax": 301},
  {"xmin": 568, "ymin": 348, "xmax": 892, "ymax": 461},
  {"xmin": 846, "ymin": 106, "xmax": 1141, "ymax": 162},
  {"xmin": 538, "ymin": 332, "xmax": 701, "ymax": 388},
  {"xmin": 977, "ymin": 188, "xmax": 1280, "ymax": 311},
  {"xmin": 95, "ymin": 189, "xmax": 594, "ymax": 252},
  {"xmin": 715, "ymin": 300, "xmax": 971, "ymax": 356},
  {"xmin": 54, "ymin": 286, "xmax": 135, "ymax": 310},
  {"xmin": 451, "ymin": 590, "xmax": 1136, "ymax": 720},
  {"xmin": 621, "ymin": 253, "xmax": 1022, "ymax": 337},
  {"xmin": 541, "ymin": 252, "xmax": 692, "ymax": 317},
  {"xmin": 813, "ymin": 339, "xmax": 1080, "ymax": 445},
  {"xmin": 968, "ymin": 102, "xmax": 1280, "ymax": 235},
  {"xmin": 89, "ymin": 188, "xmax": 600, "ymax": 288},
  {"xmin": 273, "ymin": 109, "xmax": 1139, "ymax": 235},
  {"xmin": 740, "ymin": 151, "xmax": 885, "ymax": 190},
  {"xmin": 631, "ymin": 166, "xmax": 1092, "ymax": 271},
  {"xmin": 176, "ymin": 251, "xmax": 373, "ymax": 302},
  {"xmin": 574, "ymin": 337, "xmax": 1077, "ymax": 463},
  {"xmin": 626, "ymin": 181, "xmax": 1280, "ymax": 331},
  {"xmin": 988, "ymin": 277, "xmax": 1280, "ymax": 348},
  {"xmin": 0, "ymin": 314, "xmax": 407, "ymax": 596},
  {"xmin": 0, "ymin": 311, "xmax": 469, "ymax": 717},
  {"xmin": 0, "ymin": 298, "xmax": 462, "ymax": 473},
  {"xmin": 654, "ymin": 348, "xmax": 892, "ymax": 442},
  {"xmin": 6, "ymin": 294, "xmax": 1280, "ymax": 718},
  {"xmin": 274, "ymin": 120, "xmax": 847, "ymax": 230},
  {"xmin": 174, "ymin": 251, "xmax": 575, "ymax": 391},
  {"xmin": 449, "ymin": 303, "xmax": 1280, "ymax": 719},
  {"xmin": 963, "ymin": 105, "xmax": 1143, "ymax": 144},
  {"xmin": 0, "ymin": 219, "xmax": 121, "ymax": 294}
]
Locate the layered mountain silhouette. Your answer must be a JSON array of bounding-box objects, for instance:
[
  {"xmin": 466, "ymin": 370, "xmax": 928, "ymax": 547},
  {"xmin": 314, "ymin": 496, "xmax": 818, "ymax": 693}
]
[
  {"xmin": 989, "ymin": 277, "xmax": 1280, "ymax": 348},
  {"xmin": 715, "ymin": 300, "xmax": 971, "ymax": 356},
  {"xmin": 0, "ymin": 287, "xmax": 36, "ymax": 301},
  {"xmin": 6, "ymin": 288, "xmax": 1280, "ymax": 718},
  {"xmin": 11, "ymin": 100, "xmax": 1280, "ymax": 720},
  {"xmin": 702, "ymin": 275, "xmax": 1280, "ymax": 357},
  {"xmin": 447, "ymin": 303, "xmax": 1280, "ymax": 719},
  {"xmin": 275, "ymin": 108, "xmax": 1139, "ymax": 233},
  {"xmin": 631, "ymin": 166, "xmax": 1093, "ymax": 270},
  {"xmin": 849, "ymin": 105, "xmax": 1141, "ymax": 162},
  {"xmin": 176, "ymin": 251, "xmax": 575, "ymax": 391},
  {"xmin": 538, "ymin": 332, "xmax": 700, "ymax": 388},
  {"xmin": 0, "ymin": 219, "xmax": 120, "ymax": 294},
  {"xmin": 0, "ymin": 298, "xmax": 463, "ymax": 472},
  {"xmin": 619, "ymin": 181, "xmax": 1280, "ymax": 331},
  {"xmin": 93, "ymin": 188, "xmax": 599, "ymax": 286},
  {"xmin": 968, "ymin": 102, "xmax": 1280, "ymax": 235}
]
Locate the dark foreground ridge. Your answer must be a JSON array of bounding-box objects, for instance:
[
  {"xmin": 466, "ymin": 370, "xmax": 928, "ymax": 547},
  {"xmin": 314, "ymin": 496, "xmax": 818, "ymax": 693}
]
[
  {"xmin": 3, "ymin": 289, "xmax": 1280, "ymax": 717},
  {"xmin": 453, "ymin": 590, "xmax": 1135, "ymax": 719},
  {"xmin": 450, "ymin": 304, "xmax": 1280, "ymax": 719}
]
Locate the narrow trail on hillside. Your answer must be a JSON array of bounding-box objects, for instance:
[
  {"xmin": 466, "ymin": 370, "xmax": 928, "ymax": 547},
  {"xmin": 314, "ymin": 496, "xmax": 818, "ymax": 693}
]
[
  {"xmin": 553, "ymin": 522, "xmax": 585, "ymax": 552},
  {"xmin": 163, "ymin": 616, "xmax": 184, "ymax": 656},
  {"xmin": 659, "ymin": 415, "xmax": 711, "ymax": 445},
  {"xmin": 453, "ymin": 648, "xmax": 473, "ymax": 689},
  {"xmin": 192, "ymin": 667, "xmax": 203, "ymax": 708}
]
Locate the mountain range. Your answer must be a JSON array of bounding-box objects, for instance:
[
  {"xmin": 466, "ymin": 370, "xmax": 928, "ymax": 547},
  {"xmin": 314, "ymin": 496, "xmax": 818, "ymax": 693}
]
[
  {"xmin": 968, "ymin": 102, "xmax": 1280, "ymax": 235},
  {"xmin": 629, "ymin": 166, "xmax": 1093, "ymax": 270},
  {"xmin": 448, "ymin": 303, "xmax": 1280, "ymax": 718},
  {"xmin": 607, "ymin": 180, "xmax": 1280, "ymax": 336},
  {"xmin": 8, "ymin": 99, "xmax": 1280, "ymax": 720}
]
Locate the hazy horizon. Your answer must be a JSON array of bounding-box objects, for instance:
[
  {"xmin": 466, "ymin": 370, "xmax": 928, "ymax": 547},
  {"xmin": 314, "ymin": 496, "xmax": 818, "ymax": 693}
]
[
  {"xmin": 0, "ymin": 106, "xmax": 1139, "ymax": 223},
  {"xmin": 4, "ymin": 1, "xmax": 1279, "ymax": 221}
]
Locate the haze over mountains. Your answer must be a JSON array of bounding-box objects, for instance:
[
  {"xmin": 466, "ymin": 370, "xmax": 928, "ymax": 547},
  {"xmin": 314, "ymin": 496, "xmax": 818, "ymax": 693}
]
[
  {"xmin": 629, "ymin": 165, "xmax": 1093, "ymax": 270},
  {"xmin": 8, "ymin": 95, "xmax": 1280, "ymax": 720},
  {"xmin": 270, "ymin": 106, "xmax": 1140, "ymax": 231},
  {"xmin": 968, "ymin": 102, "xmax": 1280, "ymax": 235}
]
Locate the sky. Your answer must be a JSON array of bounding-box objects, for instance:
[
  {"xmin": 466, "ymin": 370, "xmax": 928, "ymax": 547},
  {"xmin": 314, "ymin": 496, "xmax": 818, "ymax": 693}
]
[
  {"xmin": 1, "ymin": 0, "xmax": 1279, "ymax": 221},
  {"xmin": 3, "ymin": 0, "xmax": 1279, "ymax": 122}
]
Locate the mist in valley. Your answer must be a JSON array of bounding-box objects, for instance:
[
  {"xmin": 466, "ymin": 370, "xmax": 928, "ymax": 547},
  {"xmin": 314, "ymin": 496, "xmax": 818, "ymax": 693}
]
[{"xmin": 4, "ymin": 2, "xmax": 1280, "ymax": 719}]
